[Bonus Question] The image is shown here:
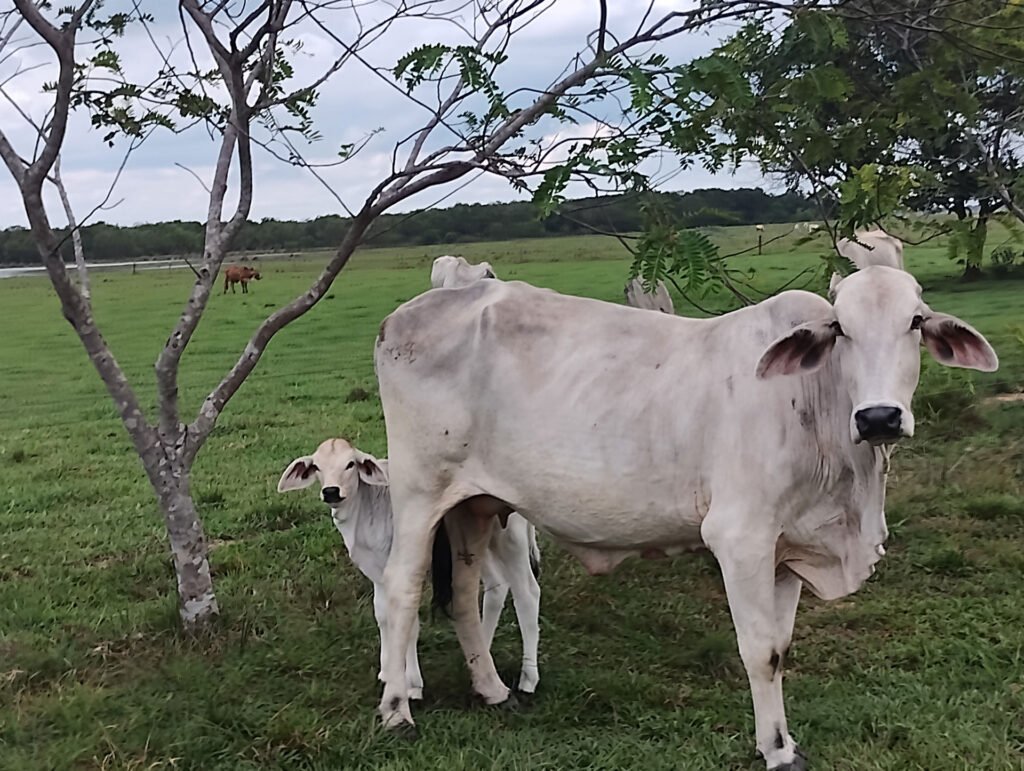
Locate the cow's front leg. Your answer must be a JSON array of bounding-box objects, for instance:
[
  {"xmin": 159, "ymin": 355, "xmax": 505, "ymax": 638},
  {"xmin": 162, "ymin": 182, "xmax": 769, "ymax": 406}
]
[
  {"xmin": 447, "ymin": 508, "xmax": 512, "ymax": 706},
  {"xmin": 703, "ymin": 518, "xmax": 805, "ymax": 770}
]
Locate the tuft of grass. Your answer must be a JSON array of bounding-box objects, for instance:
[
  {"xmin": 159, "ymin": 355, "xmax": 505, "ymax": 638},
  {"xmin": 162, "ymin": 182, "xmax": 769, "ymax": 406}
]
[
  {"xmin": 915, "ymin": 545, "xmax": 974, "ymax": 577},
  {"xmin": 345, "ymin": 386, "xmax": 372, "ymax": 403},
  {"xmin": 965, "ymin": 493, "xmax": 1024, "ymax": 521}
]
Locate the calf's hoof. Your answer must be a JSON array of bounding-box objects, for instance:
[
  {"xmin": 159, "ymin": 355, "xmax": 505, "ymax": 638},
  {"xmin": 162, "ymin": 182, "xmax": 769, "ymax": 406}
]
[{"xmin": 514, "ymin": 687, "xmax": 537, "ymax": 705}]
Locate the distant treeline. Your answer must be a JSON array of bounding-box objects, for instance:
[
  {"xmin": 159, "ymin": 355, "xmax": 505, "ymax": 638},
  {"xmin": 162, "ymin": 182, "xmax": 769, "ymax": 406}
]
[{"xmin": 0, "ymin": 188, "xmax": 816, "ymax": 266}]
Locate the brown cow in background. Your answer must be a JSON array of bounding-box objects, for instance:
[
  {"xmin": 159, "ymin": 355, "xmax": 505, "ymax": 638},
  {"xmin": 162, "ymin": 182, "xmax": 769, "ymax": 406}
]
[{"xmin": 223, "ymin": 265, "xmax": 261, "ymax": 294}]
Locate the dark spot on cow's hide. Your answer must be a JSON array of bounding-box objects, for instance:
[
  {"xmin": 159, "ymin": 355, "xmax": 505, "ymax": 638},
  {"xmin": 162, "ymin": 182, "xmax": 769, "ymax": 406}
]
[
  {"xmin": 390, "ymin": 696, "xmax": 401, "ymax": 711},
  {"xmin": 790, "ymin": 398, "xmax": 797, "ymax": 409},
  {"xmin": 769, "ymin": 650, "xmax": 781, "ymax": 676},
  {"xmin": 775, "ymin": 727, "xmax": 785, "ymax": 749},
  {"xmin": 725, "ymin": 376, "xmax": 735, "ymax": 395},
  {"xmin": 444, "ymin": 429, "xmax": 449, "ymax": 435},
  {"xmin": 798, "ymin": 409, "xmax": 814, "ymax": 431}
]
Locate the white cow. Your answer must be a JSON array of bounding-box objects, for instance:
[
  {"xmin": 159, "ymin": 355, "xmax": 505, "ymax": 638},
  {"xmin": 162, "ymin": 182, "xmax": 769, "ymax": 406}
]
[
  {"xmin": 624, "ymin": 277, "xmax": 675, "ymax": 314},
  {"xmin": 831, "ymin": 230, "xmax": 906, "ymax": 295},
  {"xmin": 430, "ymin": 255, "xmax": 497, "ymax": 288},
  {"xmin": 277, "ymin": 438, "xmax": 541, "ymax": 698},
  {"xmin": 372, "ymin": 267, "xmax": 997, "ymax": 768}
]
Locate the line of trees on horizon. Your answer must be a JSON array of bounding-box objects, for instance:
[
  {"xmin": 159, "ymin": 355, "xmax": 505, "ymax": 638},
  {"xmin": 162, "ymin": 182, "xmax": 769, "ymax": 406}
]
[{"xmin": 0, "ymin": 187, "xmax": 816, "ymax": 266}]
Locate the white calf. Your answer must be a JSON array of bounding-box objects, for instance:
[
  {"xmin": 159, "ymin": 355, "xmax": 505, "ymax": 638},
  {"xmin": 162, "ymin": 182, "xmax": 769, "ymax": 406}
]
[{"xmin": 277, "ymin": 438, "xmax": 541, "ymax": 696}]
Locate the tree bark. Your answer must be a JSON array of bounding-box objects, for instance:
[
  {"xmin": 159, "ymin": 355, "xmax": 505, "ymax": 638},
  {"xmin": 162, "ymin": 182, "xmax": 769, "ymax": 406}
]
[
  {"xmin": 151, "ymin": 463, "xmax": 218, "ymax": 626},
  {"xmin": 962, "ymin": 215, "xmax": 987, "ymax": 281},
  {"xmin": 52, "ymin": 156, "xmax": 90, "ymax": 304}
]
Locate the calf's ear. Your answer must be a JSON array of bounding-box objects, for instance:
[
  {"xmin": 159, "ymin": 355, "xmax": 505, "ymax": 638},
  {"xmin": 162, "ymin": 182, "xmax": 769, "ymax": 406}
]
[
  {"xmin": 355, "ymin": 452, "xmax": 389, "ymax": 486},
  {"xmin": 277, "ymin": 456, "xmax": 318, "ymax": 492},
  {"xmin": 757, "ymin": 318, "xmax": 839, "ymax": 379},
  {"xmin": 921, "ymin": 312, "xmax": 998, "ymax": 372}
]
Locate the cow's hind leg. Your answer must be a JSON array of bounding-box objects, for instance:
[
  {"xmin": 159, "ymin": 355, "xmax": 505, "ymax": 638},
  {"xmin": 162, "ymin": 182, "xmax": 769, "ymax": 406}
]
[
  {"xmin": 446, "ymin": 504, "xmax": 513, "ymax": 706},
  {"xmin": 702, "ymin": 514, "xmax": 805, "ymax": 771},
  {"xmin": 377, "ymin": 496, "xmax": 438, "ymax": 732}
]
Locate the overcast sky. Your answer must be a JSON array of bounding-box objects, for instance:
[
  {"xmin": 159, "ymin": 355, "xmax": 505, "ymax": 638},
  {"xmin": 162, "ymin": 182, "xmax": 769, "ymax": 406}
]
[{"xmin": 0, "ymin": 1, "xmax": 769, "ymax": 229}]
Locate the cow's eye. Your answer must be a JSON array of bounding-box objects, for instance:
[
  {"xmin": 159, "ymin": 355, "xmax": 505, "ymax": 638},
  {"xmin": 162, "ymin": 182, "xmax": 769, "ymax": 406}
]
[
  {"xmin": 911, "ymin": 314, "xmax": 924, "ymax": 331},
  {"xmin": 345, "ymin": 461, "xmax": 355, "ymax": 470},
  {"xmin": 829, "ymin": 320, "xmax": 845, "ymax": 337}
]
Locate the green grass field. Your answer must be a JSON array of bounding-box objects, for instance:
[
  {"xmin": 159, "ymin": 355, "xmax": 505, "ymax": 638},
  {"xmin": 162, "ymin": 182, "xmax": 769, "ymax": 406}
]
[{"xmin": 1, "ymin": 227, "xmax": 1023, "ymax": 770}]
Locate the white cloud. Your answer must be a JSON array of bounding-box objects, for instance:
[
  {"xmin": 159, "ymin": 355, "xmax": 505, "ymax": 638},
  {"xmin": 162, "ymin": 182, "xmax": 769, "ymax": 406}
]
[{"xmin": 0, "ymin": 2, "xmax": 768, "ymax": 229}]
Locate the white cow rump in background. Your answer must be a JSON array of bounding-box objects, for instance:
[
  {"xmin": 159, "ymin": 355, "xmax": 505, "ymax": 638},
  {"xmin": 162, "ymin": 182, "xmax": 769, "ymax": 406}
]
[
  {"xmin": 372, "ymin": 266, "xmax": 997, "ymax": 769},
  {"xmin": 831, "ymin": 229, "xmax": 906, "ymax": 295},
  {"xmin": 430, "ymin": 255, "xmax": 497, "ymax": 288},
  {"xmin": 624, "ymin": 277, "xmax": 675, "ymax": 314}
]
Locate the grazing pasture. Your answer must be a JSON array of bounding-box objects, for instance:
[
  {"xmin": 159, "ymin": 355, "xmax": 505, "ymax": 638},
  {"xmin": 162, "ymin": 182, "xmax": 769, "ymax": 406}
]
[{"xmin": 1, "ymin": 228, "xmax": 1023, "ymax": 770}]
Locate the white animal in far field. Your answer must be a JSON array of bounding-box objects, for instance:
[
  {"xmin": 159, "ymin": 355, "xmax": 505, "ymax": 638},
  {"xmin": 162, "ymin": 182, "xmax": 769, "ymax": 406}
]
[
  {"xmin": 624, "ymin": 277, "xmax": 675, "ymax": 314},
  {"xmin": 831, "ymin": 229, "xmax": 906, "ymax": 296},
  {"xmin": 430, "ymin": 255, "xmax": 497, "ymax": 288}
]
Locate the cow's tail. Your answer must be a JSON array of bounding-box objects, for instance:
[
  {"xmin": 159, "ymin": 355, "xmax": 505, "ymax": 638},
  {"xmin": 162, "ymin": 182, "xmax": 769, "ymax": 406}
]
[
  {"xmin": 430, "ymin": 517, "xmax": 453, "ymax": 617},
  {"xmin": 528, "ymin": 523, "xmax": 541, "ymax": 579}
]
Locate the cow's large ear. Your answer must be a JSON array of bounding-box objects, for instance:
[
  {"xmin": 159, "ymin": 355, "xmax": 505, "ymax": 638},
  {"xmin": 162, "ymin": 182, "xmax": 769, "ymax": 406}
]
[
  {"xmin": 921, "ymin": 312, "xmax": 998, "ymax": 372},
  {"xmin": 756, "ymin": 319, "xmax": 839, "ymax": 379},
  {"xmin": 355, "ymin": 451, "xmax": 389, "ymax": 486},
  {"xmin": 277, "ymin": 456, "xmax": 318, "ymax": 492}
]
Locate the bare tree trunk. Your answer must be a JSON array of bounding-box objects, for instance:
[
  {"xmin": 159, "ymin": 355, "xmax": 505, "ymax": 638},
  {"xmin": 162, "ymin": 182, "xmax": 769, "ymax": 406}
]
[
  {"xmin": 150, "ymin": 462, "xmax": 218, "ymax": 626},
  {"xmin": 51, "ymin": 155, "xmax": 89, "ymax": 303}
]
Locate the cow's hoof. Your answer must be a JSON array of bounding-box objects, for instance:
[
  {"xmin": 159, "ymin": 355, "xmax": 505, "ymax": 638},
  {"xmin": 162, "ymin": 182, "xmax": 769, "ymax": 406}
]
[
  {"xmin": 387, "ymin": 722, "xmax": 419, "ymax": 742},
  {"xmin": 769, "ymin": 748, "xmax": 808, "ymax": 771}
]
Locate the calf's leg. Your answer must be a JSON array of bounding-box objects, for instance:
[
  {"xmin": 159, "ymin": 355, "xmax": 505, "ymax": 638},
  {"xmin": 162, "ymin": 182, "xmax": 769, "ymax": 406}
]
[
  {"xmin": 372, "ymin": 581, "xmax": 389, "ymax": 683},
  {"xmin": 491, "ymin": 519, "xmax": 541, "ymax": 693},
  {"xmin": 480, "ymin": 559, "xmax": 509, "ymax": 649},
  {"xmin": 406, "ymin": 615, "xmax": 423, "ymax": 700}
]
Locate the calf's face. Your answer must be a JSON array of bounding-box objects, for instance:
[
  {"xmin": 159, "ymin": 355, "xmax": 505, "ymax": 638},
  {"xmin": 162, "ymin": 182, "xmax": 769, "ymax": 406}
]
[
  {"xmin": 757, "ymin": 267, "xmax": 997, "ymax": 445},
  {"xmin": 277, "ymin": 438, "xmax": 387, "ymax": 506}
]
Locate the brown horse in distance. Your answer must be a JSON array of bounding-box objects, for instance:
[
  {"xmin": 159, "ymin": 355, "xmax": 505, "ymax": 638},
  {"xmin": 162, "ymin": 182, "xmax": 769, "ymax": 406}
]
[{"xmin": 223, "ymin": 265, "xmax": 261, "ymax": 294}]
